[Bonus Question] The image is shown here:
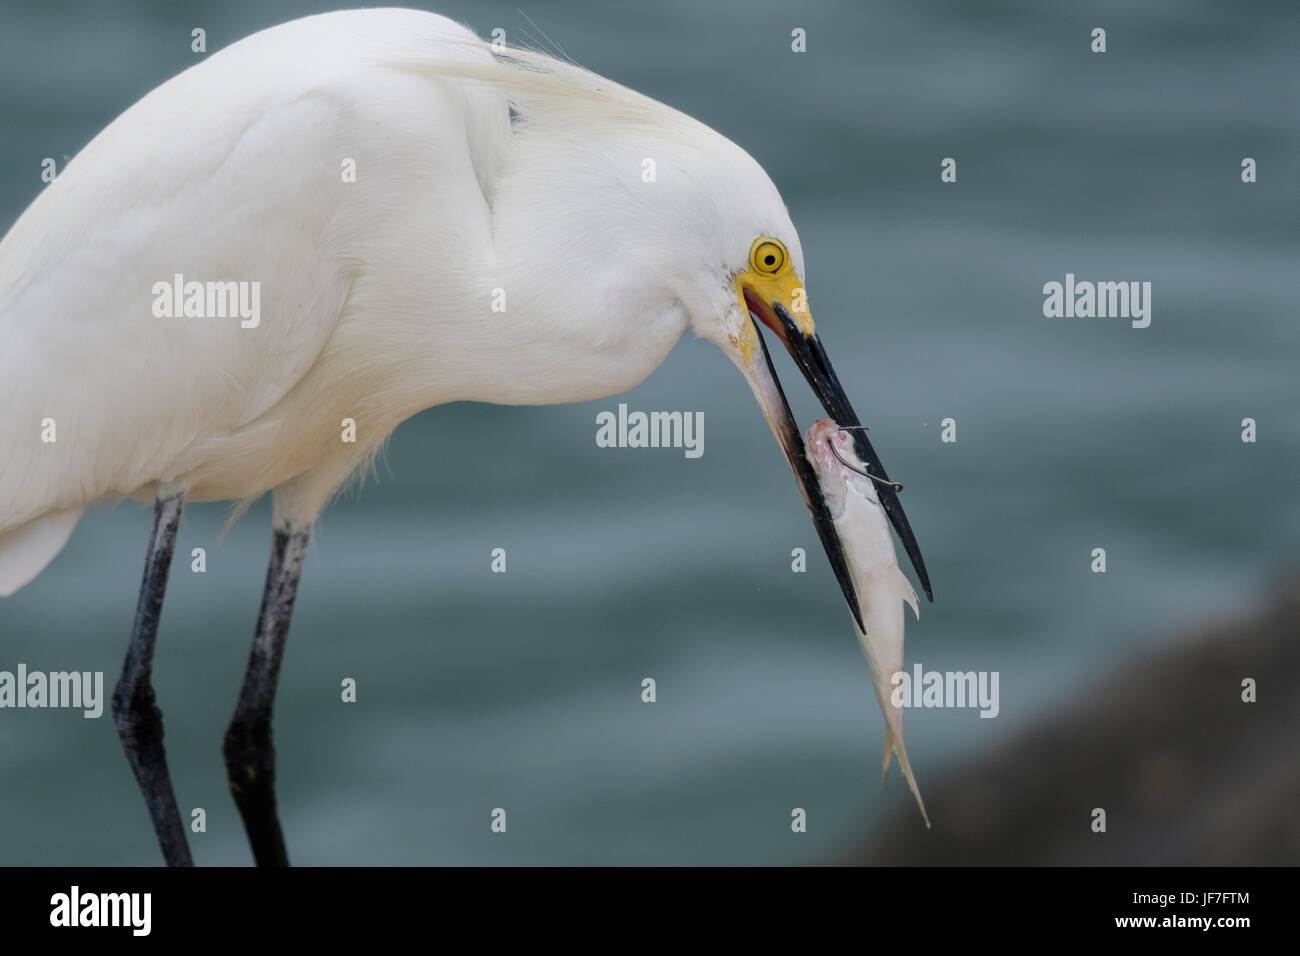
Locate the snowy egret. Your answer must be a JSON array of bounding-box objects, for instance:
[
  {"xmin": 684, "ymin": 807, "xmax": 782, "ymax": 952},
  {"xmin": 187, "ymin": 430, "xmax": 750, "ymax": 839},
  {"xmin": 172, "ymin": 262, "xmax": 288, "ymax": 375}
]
[{"xmin": 0, "ymin": 9, "xmax": 930, "ymax": 865}]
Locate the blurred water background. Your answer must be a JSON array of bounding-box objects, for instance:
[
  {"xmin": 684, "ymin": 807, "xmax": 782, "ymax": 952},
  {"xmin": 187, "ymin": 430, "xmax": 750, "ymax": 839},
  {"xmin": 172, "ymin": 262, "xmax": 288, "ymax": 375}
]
[{"xmin": 0, "ymin": 0, "xmax": 1296, "ymax": 864}]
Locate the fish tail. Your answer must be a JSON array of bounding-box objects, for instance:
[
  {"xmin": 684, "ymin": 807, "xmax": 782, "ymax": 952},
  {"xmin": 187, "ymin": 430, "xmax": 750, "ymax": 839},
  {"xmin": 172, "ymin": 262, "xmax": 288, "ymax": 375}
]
[
  {"xmin": 880, "ymin": 730, "xmax": 895, "ymax": 787},
  {"xmin": 892, "ymin": 737, "xmax": 931, "ymax": 829}
]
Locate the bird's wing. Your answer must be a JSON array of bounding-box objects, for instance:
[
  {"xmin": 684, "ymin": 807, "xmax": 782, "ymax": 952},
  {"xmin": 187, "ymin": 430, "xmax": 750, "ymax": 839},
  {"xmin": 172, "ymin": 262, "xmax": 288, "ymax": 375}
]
[
  {"xmin": 0, "ymin": 72, "xmax": 353, "ymax": 531},
  {"xmin": 0, "ymin": 10, "xmax": 503, "ymax": 538}
]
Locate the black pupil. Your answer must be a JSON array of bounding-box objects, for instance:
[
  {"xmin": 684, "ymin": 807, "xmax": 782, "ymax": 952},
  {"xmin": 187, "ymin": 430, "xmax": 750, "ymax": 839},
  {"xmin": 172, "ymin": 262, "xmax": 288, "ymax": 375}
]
[{"xmin": 764, "ymin": 254, "xmax": 776, "ymax": 266}]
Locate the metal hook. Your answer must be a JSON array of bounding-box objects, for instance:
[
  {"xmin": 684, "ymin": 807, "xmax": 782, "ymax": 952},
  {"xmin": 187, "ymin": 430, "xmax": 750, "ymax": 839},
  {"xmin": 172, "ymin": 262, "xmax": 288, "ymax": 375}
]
[{"xmin": 829, "ymin": 434, "xmax": 903, "ymax": 492}]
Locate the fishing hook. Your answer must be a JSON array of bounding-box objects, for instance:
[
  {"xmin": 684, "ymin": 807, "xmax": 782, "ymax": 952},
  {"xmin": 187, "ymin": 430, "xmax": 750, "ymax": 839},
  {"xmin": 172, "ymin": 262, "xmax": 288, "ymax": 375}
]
[{"xmin": 830, "ymin": 429, "xmax": 903, "ymax": 492}]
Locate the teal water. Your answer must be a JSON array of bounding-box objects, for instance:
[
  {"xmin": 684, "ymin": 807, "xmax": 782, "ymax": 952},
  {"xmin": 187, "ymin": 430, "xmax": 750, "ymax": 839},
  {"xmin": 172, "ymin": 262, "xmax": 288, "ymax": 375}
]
[{"xmin": 0, "ymin": 0, "xmax": 1296, "ymax": 864}]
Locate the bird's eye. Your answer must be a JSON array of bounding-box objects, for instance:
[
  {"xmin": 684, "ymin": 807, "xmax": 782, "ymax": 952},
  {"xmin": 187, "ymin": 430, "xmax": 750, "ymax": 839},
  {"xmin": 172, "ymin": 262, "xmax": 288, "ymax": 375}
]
[{"xmin": 751, "ymin": 239, "xmax": 786, "ymax": 274}]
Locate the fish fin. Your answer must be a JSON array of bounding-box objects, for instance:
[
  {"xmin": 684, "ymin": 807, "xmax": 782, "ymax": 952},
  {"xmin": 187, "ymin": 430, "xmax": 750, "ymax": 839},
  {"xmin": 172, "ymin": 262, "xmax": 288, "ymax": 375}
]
[
  {"xmin": 892, "ymin": 736, "xmax": 931, "ymax": 829},
  {"xmin": 880, "ymin": 731, "xmax": 895, "ymax": 787},
  {"xmin": 892, "ymin": 565, "xmax": 920, "ymax": 620}
]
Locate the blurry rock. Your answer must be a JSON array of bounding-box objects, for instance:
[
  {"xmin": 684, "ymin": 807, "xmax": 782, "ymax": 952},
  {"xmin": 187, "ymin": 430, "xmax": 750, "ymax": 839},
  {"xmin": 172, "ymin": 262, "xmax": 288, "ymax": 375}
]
[{"xmin": 852, "ymin": 574, "xmax": 1300, "ymax": 865}]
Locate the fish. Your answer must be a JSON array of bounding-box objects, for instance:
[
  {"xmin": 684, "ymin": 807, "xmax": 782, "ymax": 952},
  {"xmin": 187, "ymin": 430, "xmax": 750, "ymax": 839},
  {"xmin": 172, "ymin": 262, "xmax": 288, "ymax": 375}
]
[{"xmin": 805, "ymin": 417, "xmax": 929, "ymax": 827}]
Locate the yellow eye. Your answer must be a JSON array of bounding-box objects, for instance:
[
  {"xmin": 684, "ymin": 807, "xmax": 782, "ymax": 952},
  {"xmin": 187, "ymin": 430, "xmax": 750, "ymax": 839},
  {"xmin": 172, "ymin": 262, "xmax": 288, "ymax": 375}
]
[{"xmin": 751, "ymin": 239, "xmax": 786, "ymax": 274}]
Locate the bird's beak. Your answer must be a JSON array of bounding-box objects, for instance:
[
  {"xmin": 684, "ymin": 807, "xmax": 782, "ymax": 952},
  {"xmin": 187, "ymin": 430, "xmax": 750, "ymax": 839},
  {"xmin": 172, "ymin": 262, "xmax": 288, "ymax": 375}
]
[{"xmin": 733, "ymin": 268, "xmax": 933, "ymax": 627}]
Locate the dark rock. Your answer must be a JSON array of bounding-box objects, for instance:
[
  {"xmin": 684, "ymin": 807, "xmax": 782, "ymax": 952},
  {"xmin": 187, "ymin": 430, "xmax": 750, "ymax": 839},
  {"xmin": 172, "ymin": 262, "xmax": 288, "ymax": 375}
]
[{"xmin": 852, "ymin": 574, "xmax": 1300, "ymax": 865}]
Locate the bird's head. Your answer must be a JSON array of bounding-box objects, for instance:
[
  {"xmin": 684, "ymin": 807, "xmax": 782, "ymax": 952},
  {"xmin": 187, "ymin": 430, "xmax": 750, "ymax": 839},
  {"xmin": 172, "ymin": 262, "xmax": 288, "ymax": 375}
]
[
  {"xmin": 457, "ymin": 44, "xmax": 931, "ymax": 625},
  {"xmin": 666, "ymin": 142, "xmax": 932, "ymax": 628}
]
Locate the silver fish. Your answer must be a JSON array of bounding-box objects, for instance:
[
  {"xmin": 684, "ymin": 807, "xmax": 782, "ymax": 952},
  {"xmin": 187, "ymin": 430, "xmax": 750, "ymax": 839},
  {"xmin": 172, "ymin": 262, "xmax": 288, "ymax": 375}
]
[{"xmin": 806, "ymin": 418, "xmax": 929, "ymax": 827}]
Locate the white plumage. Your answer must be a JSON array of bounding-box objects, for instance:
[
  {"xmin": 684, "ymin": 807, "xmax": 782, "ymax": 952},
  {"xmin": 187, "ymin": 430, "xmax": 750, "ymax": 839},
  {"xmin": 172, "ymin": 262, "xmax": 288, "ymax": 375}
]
[
  {"xmin": 0, "ymin": 8, "xmax": 801, "ymax": 595},
  {"xmin": 0, "ymin": 9, "xmax": 936, "ymax": 866}
]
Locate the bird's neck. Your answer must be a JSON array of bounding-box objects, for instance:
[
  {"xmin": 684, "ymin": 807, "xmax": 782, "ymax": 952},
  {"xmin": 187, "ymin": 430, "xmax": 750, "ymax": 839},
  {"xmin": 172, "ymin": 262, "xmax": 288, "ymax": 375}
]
[{"xmin": 473, "ymin": 125, "xmax": 694, "ymax": 406}]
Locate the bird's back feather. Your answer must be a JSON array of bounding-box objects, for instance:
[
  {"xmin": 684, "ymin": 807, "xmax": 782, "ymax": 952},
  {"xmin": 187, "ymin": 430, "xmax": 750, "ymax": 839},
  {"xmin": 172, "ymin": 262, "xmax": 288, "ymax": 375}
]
[{"xmin": 0, "ymin": 9, "xmax": 508, "ymax": 589}]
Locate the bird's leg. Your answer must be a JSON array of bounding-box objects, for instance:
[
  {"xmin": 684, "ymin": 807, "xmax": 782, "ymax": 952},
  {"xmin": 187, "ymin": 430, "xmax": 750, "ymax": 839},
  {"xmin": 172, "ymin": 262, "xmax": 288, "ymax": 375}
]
[
  {"xmin": 112, "ymin": 491, "xmax": 193, "ymax": 867},
  {"xmin": 223, "ymin": 524, "xmax": 310, "ymax": 866}
]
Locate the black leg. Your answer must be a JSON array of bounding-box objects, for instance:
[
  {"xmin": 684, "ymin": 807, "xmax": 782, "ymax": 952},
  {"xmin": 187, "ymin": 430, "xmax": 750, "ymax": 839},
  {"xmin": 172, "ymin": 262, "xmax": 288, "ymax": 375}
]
[
  {"xmin": 223, "ymin": 525, "xmax": 310, "ymax": 866},
  {"xmin": 112, "ymin": 492, "xmax": 193, "ymax": 867}
]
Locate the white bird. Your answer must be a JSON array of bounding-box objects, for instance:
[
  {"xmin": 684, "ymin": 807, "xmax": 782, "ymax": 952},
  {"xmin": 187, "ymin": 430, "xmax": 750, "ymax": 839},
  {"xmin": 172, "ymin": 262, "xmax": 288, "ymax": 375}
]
[{"xmin": 0, "ymin": 8, "xmax": 930, "ymax": 865}]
